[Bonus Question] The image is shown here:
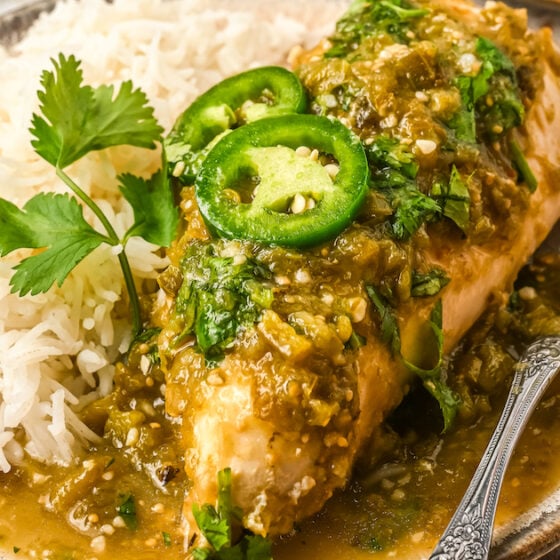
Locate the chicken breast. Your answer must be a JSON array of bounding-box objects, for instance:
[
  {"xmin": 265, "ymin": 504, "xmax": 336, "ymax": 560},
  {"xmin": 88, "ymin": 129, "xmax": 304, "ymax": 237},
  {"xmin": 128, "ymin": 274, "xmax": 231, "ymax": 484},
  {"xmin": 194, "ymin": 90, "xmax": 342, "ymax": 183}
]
[{"xmin": 151, "ymin": 0, "xmax": 560, "ymax": 550}]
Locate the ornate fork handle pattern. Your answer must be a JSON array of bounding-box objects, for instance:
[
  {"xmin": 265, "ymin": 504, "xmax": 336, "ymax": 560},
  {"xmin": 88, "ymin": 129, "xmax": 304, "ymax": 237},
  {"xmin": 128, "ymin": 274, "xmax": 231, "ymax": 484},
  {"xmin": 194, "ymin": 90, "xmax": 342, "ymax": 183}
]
[{"xmin": 429, "ymin": 336, "xmax": 560, "ymax": 560}]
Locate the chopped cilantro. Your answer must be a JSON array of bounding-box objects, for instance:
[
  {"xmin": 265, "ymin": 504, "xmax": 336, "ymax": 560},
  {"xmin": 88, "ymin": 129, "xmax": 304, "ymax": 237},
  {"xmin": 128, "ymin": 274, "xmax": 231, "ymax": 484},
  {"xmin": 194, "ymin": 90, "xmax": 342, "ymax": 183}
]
[
  {"xmin": 448, "ymin": 37, "xmax": 524, "ymax": 143},
  {"xmin": 366, "ymin": 135, "xmax": 418, "ymax": 179},
  {"xmin": 402, "ymin": 301, "xmax": 459, "ymax": 431},
  {"xmin": 389, "ymin": 188, "xmax": 440, "ymax": 239},
  {"xmin": 117, "ymin": 493, "xmax": 138, "ymax": 530},
  {"xmin": 367, "ymin": 136, "xmax": 439, "ymax": 239},
  {"xmin": 162, "ymin": 532, "xmax": 172, "ymax": 547},
  {"xmin": 130, "ymin": 327, "xmax": 162, "ymax": 364},
  {"xmin": 448, "ymin": 75, "xmax": 476, "ymax": 144},
  {"xmin": 366, "ymin": 291, "xmax": 459, "ymax": 430},
  {"xmin": 174, "ymin": 242, "xmax": 273, "ymax": 362},
  {"xmin": 366, "ymin": 286, "xmax": 401, "ymax": 355},
  {"xmin": 347, "ymin": 330, "xmax": 367, "ymax": 350},
  {"xmin": 325, "ymin": 0, "xmax": 429, "ymax": 59},
  {"xmin": 411, "ymin": 268, "xmax": 450, "ymax": 297},
  {"xmin": 431, "ymin": 165, "xmax": 471, "ymax": 232},
  {"xmin": 192, "ymin": 469, "xmax": 273, "ymax": 560}
]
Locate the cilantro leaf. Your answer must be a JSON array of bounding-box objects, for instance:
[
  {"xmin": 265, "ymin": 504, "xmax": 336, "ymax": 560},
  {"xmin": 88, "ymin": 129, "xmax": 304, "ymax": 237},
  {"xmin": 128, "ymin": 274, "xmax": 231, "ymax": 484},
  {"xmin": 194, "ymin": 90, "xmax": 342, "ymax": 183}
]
[
  {"xmin": 475, "ymin": 36, "xmax": 516, "ymax": 81},
  {"xmin": 367, "ymin": 136, "xmax": 438, "ymax": 239},
  {"xmin": 411, "ymin": 268, "xmax": 450, "ymax": 297},
  {"xmin": 245, "ymin": 536, "xmax": 273, "ymax": 559},
  {"xmin": 365, "ymin": 135, "xmax": 418, "ymax": 179},
  {"xmin": 0, "ymin": 193, "xmax": 107, "ymax": 295},
  {"xmin": 431, "ymin": 165, "xmax": 471, "ymax": 231},
  {"xmin": 366, "ymin": 285, "xmax": 401, "ymax": 355},
  {"xmin": 422, "ymin": 376, "xmax": 461, "ymax": 431},
  {"xmin": 174, "ymin": 242, "xmax": 273, "ymax": 361},
  {"xmin": 366, "ymin": 290, "xmax": 459, "ymax": 431},
  {"xmin": 402, "ymin": 300, "xmax": 459, "ymax": 431},
  {"xmin": 193, "ymin": 504, "xmax": 231, "ymax": 552},
  {"xmin": 442, "ymin": 166, "xmax": 470, "ymax": 230},
  {"xmin": 448, "ymin": 76, "xmax": 476, "ymax": 144},
  {"xmin": 192, "ymin": 468, "xmax": 273, "ymax": 560},
  {"xmin": 119, "ymin": 168, "xmax": 179, "ymax": 247},
  {"xmin": 325, "ymin": 0, "xmax": 429, "ymax": 58},
  {"xmin": 390, "ymin": 188, "xmax": 440, "ymax": 239},
  {"xmin": 117, "ymin": 493, "xmax": 138, "ymax": 530},
  {"xmin": 30, "ymin": 53, "xmax": 163, "ymax": 169},
  {"xmin": 448, "ymin": 37, "xmax": 523, "ymax": 143},
  {"xmin": 15, "ymin": 53, "xmax": 175, "ymax": 336},
  {"xmin": 162, "ymin": 532, "xmax": 172, "ymax": 547},
  {"xmin": 477, "ymin": 75, "xmax": 524, "ymax": 139},
  {"xmin": 0, "ymin": 198, "xmax": 43, "ymax": 254}
]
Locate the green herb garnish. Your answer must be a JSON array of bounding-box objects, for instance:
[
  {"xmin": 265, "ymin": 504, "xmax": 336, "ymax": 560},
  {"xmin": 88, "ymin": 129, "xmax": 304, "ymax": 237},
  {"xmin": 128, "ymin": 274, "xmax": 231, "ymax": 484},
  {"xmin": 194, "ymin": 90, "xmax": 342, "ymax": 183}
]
[
  {"xmin": 162, "ymin": 531, "xmax": 172, "ymax": 547},
  {"xmin": 366, "ymin": 289, "xmax": 459, "ymax": 430},
  {"xmin": 117, "ymin": 493, "xmax": 138, "ymax": 530},
  {"xmin": 411, "ymin": 268, "xmax": 450, "ymax": 297},
  {"xmin": 173, "ymin": 241, "xmax": 273, "ymax": 363},
  {"xmin": 326, "ymin": 0, "xmax": 429, "ymax": 58},
  {"xmin": 192, "ymin": 468, "xmax": 272, "ymax": 560},
  {"xmin": 0, "ymin": 54, "xmax": 178, "ymax": 335},
  {"xmin": 431, "ymin": 165, "xmax": 471, "ymax": 232},
  {"xmin": 402, "ymin": 300, "xmax": 459, "ymax": 431},
  {"xmin": 365, "ymin": 135, "xmax": 418, "ymax": 180},
  {"xmin": 130, "ymin": 326, "xmax": 162, "ymax": 364},
  {"xmin": 367, "ymin": 136, "xmax": 440, "ymax": 239},
  {"xmin": 509, "ymin": 138, "xmax": 538, "ymax": 193},
  {"xmin": 366, "ymin": 285, "xmax": 401, "ymax": 356},
  {"xmin": 389, "ymin": 187, "xmax": 440, "ymax": 239},
  {"xmin": 449, "ymin": 37, "xmax": 524, "ymax": 143}
]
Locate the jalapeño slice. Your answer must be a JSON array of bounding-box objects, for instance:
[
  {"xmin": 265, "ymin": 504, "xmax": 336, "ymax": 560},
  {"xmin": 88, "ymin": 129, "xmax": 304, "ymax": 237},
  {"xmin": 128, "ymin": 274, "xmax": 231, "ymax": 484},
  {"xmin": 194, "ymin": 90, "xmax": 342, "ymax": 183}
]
[{"xmin": 194, "ymin": 114, "xmax": 369, "ymax": 248}]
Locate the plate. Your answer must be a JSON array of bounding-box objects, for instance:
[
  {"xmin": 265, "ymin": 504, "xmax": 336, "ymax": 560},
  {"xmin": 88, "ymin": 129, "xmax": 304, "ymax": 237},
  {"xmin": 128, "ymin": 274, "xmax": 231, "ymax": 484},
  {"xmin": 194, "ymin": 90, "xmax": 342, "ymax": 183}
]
[{"xmin": 0, "ymin": 1, "xmax": 559, "ymax": 559}]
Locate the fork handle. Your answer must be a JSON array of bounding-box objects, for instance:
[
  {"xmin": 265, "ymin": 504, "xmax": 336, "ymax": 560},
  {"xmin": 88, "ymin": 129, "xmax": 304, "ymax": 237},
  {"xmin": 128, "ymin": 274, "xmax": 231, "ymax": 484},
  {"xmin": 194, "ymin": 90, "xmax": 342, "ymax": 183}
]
[{"xmin": 429, "ymin": 336, "xmax": 560, "ymax": 560}]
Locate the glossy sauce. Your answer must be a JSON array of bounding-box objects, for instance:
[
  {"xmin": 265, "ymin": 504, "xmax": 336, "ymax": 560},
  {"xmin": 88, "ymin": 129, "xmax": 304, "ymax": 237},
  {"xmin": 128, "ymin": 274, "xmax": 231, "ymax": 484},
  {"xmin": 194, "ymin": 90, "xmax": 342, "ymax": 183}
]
[{"xmin": 1, "ymin": 254, "xmax": 560, "ymax": 559}]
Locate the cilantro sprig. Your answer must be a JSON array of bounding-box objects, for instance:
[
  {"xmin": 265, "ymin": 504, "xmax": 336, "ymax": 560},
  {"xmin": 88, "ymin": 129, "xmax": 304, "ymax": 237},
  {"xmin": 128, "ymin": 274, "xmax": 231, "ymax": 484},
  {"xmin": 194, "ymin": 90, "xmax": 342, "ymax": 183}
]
[{"xmin": 0, "ymin": 54, "xmax": 178, "ymax": 335}]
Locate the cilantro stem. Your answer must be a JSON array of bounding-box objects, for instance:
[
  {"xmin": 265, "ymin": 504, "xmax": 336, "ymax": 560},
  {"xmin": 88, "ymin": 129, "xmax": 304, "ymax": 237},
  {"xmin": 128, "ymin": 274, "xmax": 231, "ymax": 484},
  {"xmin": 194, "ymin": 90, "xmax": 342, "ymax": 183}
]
[
  {"xmin": 56, "ymin": 167, "xmax": 120, "ymax": 240},
  {"xmin": 56, "ymin": 167, "xmax": 142, "ymax": 335},
  {"xmin": 509, "ymin": 138, "xmax": 538, "ymax": 193},
  {"xmin": 116, "ymin": 250, "xmax": 142, "ymax": 336}
]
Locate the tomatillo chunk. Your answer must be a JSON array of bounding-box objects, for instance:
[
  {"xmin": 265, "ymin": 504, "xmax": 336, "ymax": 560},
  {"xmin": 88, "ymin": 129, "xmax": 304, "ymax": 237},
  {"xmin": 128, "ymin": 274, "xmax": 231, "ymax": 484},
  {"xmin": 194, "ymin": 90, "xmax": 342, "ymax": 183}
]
[
  {"xmin": 165, "ymin": 66, "xmax": 307, "ymax": 184},
  {"xmin": 195, "ymin": 114, "xmax": 369, "ymax": 248}
]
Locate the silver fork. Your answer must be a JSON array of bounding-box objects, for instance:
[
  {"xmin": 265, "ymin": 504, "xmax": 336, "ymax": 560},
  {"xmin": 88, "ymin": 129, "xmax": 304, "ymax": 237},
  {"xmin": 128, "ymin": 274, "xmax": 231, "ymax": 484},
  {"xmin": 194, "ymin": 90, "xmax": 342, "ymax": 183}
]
[{"xmin": 429, "ymin": 336, "xmax": 560, "ymax": 560}]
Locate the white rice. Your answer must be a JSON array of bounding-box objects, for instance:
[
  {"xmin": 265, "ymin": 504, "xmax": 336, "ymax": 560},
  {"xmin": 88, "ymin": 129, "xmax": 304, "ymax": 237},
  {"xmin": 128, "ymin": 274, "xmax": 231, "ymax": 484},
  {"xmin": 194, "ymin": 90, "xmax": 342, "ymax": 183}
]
[{"xmin": 0, "ymin": 0, "xmax": 346, "ymax": 472}]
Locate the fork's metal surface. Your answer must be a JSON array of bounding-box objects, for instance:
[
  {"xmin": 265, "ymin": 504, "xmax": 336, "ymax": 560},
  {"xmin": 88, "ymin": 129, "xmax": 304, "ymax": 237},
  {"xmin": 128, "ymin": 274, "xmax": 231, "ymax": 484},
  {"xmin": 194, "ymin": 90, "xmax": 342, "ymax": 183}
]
[{"xmin": 429, "ymin": 336, "xmax": 560, "ymax": 560}]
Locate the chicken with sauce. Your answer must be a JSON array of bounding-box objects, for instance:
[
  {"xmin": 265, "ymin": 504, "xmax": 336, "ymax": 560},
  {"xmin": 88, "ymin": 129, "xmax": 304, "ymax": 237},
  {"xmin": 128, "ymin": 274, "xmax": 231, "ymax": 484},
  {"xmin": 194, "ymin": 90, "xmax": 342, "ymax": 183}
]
[{"xmin": 150, "ymin": 0, "xmax": 560, "ymax": 552}]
